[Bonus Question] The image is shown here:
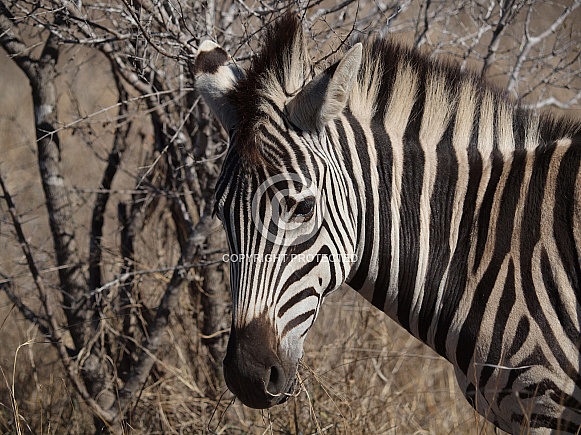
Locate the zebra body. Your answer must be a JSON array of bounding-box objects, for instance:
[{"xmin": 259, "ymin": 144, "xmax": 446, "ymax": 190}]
[{"xmin": 194, "ymin": 14, "xmax": 581, "ymax": 433}]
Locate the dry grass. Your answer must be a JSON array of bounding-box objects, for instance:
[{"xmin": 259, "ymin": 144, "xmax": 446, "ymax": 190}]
[
  {"xmin": 201, "ymin": 287, "xmax": 498, "ymax": 435},
  {"xmin": 1, "ymin": 283, "xmax": 498, "ymax": 434}
]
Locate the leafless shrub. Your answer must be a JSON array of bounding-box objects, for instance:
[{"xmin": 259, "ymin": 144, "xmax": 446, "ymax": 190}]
[{"xmin": 0, "ymin": 0, "xmax": 579, "ymax": 433}]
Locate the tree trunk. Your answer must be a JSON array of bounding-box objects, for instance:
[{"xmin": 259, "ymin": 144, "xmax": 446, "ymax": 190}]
[{"xmin": 201, "ymin": 216, "xmax": 230, "ymax": 387}]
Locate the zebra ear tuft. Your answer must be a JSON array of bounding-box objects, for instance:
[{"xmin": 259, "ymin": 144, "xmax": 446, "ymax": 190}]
[
  {"xmin": 194, "ymin": 40, "xmax": 243, "ymax": 133},
  {"xmin": 286, "ymin": 43, "xmax": 363, "ymax": 132}
]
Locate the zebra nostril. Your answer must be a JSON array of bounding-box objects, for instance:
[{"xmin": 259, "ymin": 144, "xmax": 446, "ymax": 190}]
[{"xmin": 267, "ymin": 364, "xmax": 285, "ymax": 395}]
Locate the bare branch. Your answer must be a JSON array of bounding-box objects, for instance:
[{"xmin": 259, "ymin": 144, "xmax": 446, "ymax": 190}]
[
  {"xmin": 110, "ymin": 213, "xmax": 218, "ymax": 420},
  {"xmin": 118, "ymin": 0, "xmax": 181, "ymax": 60},
  {"xmin": 532, "ymin": 89, "xmax": 581, "ymax": 109},
  {"xmin": 0, "ymin": 271, "xmax": 50, "ymax": 337},
  {"xmin": 0, "ymin": 2, "xmax": 37, "ymax": 78},
  {"xmin": 481, "ymin": 0, "xmax": 522, "ymax": 76},
  {"xmin": 0, "ymin": 169, "xmax": 114, "ymax": 422},
  {"xmin": 31, "ymin": 24, "xmax": 93, "ymax": 350},
  {"xmin": 414, "ymin": 0, "xmax": 431, "ymax": 47},
  {"xmin": 507, "ymin": 0, "xmax": 581, "ymax": 93},
  {"xmin": 88, "ymin": 75, "xmax": 131, "ymax": 292}
]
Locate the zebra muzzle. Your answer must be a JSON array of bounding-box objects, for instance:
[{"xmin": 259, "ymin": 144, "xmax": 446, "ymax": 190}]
[{"xmin": 223, "ymin": 318, "xmax": 298, "ymax": 409}]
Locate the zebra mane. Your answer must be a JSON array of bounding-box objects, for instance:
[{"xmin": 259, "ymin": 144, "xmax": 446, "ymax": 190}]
[
  {"xmin": 231, "ymin": 14, "xmax": 312, "ymax": 165},
  {"xmin": 230, "ymin": 13, "xmax": 581, "ymax": 165}
]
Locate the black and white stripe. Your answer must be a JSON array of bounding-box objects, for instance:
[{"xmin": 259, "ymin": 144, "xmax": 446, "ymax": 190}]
[{"xmin": 195, "ymin": 14, "xmax": 581, "ymax": 432}]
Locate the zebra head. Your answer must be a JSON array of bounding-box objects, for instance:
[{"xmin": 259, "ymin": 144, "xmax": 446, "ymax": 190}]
[{"xmin": 194, "ymin": 15, "xmax": 363, "ymax": 408}]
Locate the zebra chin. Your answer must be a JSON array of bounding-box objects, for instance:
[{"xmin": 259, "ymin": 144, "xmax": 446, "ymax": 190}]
[{"xmin": 222, "ymin": 317, "xmax": 300, "ymax": 409}]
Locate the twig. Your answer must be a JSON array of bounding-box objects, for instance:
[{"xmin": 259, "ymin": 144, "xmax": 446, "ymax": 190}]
[
  {"xmin": 0, "ymin": 2, "xmax": 37, "ymax": 78},
  {"xmin": 109, "ymin": 213, "xmax": 219, "ymax": 420},
  {"xmin": 88, "ymin": 74, "xmax": 131, "ymax": 292},
  {"xmin": 0, "ymin": 276, "xmax": 51, "ymax": 337},
  {"xmin": 480, "ymin": 0, "xmax": 522, "ymax": 77},
  {"xmin": 0, "ymin": 170, "xmax": 114, "ymax": 422},
  {"xmin": 507, "ymin": 0, "xmax": 581, "ymax": 93}
]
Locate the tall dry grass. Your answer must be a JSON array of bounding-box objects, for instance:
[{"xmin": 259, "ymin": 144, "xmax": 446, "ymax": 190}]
[{"xmin": 1, "ymin": 278, "xmax": 498, "ymax": 433}]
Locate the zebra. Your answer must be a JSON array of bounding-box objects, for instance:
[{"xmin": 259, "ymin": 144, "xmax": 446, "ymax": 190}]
[{"xmin": 194, "ymin": 13, "xmax": 581, "ymax": 434}]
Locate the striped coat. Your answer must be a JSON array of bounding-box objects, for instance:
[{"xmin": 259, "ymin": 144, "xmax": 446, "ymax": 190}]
[{"xmin": 195, "ymin": 13, "xmax": 581, "ymax": 433}]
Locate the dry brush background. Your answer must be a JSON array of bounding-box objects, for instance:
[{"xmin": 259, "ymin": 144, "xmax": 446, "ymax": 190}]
[{"xmin": 0, "ymin": 0, "xmax": 580, "ymax": 433}]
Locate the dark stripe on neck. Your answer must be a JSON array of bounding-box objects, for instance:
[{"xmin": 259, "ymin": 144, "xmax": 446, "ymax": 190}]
[
  {"xmin": 396, "ymin": 128, "xmax": 425, "ymax": 332},
  {"xmin": 478, "ymin": 259, "xmax": 516, "ymax": 388},
  {"xmin": 433, "ymin": 136, "xmax": 482, "ymax": 357},
  {"xmin": 553, "ymin": 144, "xmax": 581, "ymax": 292},
  {"xmin": 417, "ymin": 136, "xmax": 458, "ymax": 342},
  {"xmin": 369, "ymin": 117, "xmax": 393, "ymax": 311},
  {"xmin": 456, "ymin": 148, "xmax": 527, "ymax": 375},
  {"xmin": 344, "ymin": 112, "xmax": 375, "ymax": 291},
  {"xmin": 472, "ymin": 149, "xmax": 504, "ymax": 273}
]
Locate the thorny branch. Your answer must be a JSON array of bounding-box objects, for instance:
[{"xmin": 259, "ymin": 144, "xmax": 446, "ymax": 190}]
[
  {"xmin": 480, "ymin": 0, "xmax": 523, "ymax": 77},
  {"xmin": 507, "ymin": 0, "xmax": 581, "ymax": 94}
]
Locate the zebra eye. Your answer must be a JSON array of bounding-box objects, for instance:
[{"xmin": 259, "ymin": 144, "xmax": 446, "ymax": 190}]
[{"xmin": 293, "ymin": 196, "xmax": 315, "ymax": 219}]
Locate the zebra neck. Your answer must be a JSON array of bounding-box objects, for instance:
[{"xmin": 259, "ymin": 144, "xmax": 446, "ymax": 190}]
[
  {"xmin": 343, "ymin": 113, "xmax": 579, "ymax": 363},
  {"xmin": 342, "ymin": 111, "xmax": 479, "ymax": 357}
]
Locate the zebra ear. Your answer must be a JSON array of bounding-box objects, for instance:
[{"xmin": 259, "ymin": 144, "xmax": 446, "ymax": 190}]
[
  {"xmin": 194, "ymin": 40, "xmax": 243, "ymax": 133},
  {"xmin": 286, "ymin": 43, "xmax": 362, "ymax": 132}
]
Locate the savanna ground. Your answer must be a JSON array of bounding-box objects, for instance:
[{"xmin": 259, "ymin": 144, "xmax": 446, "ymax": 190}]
[{"xmin": 0, "ymin": 0, "xmax": 580, "ymax": 433}]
